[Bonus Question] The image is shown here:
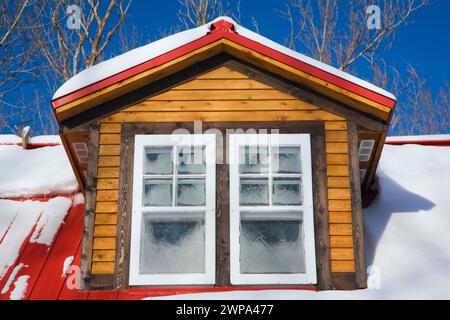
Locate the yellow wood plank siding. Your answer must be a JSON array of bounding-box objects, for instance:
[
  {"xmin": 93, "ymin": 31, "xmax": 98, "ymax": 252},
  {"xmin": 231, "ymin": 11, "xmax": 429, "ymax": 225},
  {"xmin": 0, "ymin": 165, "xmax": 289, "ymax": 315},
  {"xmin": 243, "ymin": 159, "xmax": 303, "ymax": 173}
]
[
  {"xmin": 325, "ymin": 120, "xmax": 355, "ymax": 273},
  {"xmin": 90, "ymin": 67, "xmax": 356, "ymax": 275}
]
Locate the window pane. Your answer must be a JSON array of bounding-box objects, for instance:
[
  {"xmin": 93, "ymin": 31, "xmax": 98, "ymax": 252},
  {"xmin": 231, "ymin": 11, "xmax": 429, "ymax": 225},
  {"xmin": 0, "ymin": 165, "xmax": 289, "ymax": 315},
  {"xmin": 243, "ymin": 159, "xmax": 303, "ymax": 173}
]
[
  {"xmin": 240, "ymin": 218, "xmax": 305, "ymax": 274},
  {"xmin": 140, "ymin": 215, "xmax": 205, "ymax": 274},
  {"xmin": 144, "ymin": 147, "xmax": 173, "ymax": 174},
  {"xmin": 176, "ymin": 179, "xmax": 205, "ymax": 206},
  {"xmin": 272, "ymin": 146, "xmax": 301, "ymax": 173},
  {"xmin": 239, "ymin": 145, "xmax": 269, "ymax": 174},
  {"xmin": 272, "ymin": 178, "xmax": 302, "ymax": 205},
  {"xmin": 240, "ymin": 178, "xmax": 269, "ymax": 206},
  {"xmin": 177, "ymin": 146, "xmax": 206, "ymax": 174},
  {"xmin": 143, "ymin": 178, "xmax": 172, "ymax": 206}
]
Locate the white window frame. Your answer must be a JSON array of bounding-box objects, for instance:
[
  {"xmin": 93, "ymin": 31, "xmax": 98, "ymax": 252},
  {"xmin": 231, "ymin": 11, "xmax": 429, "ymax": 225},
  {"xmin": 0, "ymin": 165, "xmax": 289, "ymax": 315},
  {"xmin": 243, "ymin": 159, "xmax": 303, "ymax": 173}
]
[
  {"xmin": 229, "ymin": 133, "xmax": 317, "ymax": 285},
  {"xmin": 129, "ymin": 134, "xmax": 216, "ymax": 286}
]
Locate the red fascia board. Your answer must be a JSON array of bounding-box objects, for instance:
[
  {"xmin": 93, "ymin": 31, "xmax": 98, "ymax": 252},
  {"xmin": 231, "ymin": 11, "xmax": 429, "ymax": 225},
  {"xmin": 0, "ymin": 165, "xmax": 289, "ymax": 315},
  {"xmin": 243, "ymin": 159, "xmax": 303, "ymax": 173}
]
[
  {"xmin": 385, "ymin": 140, "xmax": 450, "ymax": 147},
  {"xmin": 52, "ymin": 20, "xmax": 395, "ymax": 113},
  {"xmin": 52, "ymin": 32, "xmax": 224, "ymax": 109},
  {"xmin": 223, "ymin": 32, "xmax": 396, "ymax": 109}
]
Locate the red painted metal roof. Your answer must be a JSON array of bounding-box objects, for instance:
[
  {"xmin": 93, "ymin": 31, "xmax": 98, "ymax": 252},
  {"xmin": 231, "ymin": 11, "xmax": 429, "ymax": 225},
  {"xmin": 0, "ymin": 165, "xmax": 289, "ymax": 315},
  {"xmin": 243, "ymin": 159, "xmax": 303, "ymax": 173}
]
[{"xmin": 0, "ymin": 196, "xmax": 316, "ymax": 300}]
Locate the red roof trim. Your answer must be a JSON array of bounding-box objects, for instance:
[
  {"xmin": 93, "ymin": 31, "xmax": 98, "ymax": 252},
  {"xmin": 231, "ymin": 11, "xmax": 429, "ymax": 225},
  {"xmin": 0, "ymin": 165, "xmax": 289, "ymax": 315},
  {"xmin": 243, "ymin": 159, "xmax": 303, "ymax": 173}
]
[
  {"xmin": 385, "ymin": 139, "xmax": 450, "ymax": 147},
  {"xmin": 0, "ymin": 143, "xmax": 61, "ymax": 149},
  {"xmin": 52, "ymin": 19, "xmax": 396, "ymax": 112},
  {"xmin": 222, "ymin": 32, "xmax": 396, "ymax": 108},
  {"xmin": 52, "ymin": 32, "xmax": 224, "ymax": 109}
]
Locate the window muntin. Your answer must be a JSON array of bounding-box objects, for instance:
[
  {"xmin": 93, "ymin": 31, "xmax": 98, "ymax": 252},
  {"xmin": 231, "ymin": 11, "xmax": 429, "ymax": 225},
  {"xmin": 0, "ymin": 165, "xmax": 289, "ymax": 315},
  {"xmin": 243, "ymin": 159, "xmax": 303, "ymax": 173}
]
[
  {"xmin": 130, "ymin": 134, "xmax": 216, "ymax": 285},
  {"xmin": 229, "ymin": 134, "xmax": 317, "ymax": 285}
]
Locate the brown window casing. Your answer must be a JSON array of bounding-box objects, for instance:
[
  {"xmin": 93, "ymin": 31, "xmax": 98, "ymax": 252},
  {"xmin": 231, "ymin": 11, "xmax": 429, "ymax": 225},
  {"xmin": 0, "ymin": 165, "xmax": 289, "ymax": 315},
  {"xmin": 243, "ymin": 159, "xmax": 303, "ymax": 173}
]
[{"xmin": 104, "ymin": 121, "xmax": 332, "ymax": 290}]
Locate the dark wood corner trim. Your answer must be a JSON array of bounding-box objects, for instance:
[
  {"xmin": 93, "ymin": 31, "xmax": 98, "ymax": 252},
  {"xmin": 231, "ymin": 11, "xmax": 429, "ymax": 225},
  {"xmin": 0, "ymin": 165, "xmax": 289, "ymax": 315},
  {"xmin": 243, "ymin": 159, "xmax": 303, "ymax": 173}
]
[
  {"xmin": 80, "ymin": 123, "xmax": 100, "ymax": 290},
  {"xmin": 311, "ymin": 134, "xmax": 333, "ymax": 290},
  {"xmin": 88, "ymin": 274, "xmax": 114, "ymax": 289},
  {"xmin": 331, "ymin": 272, "xmax": 357, "ymax": 290},
  {"xmin": 113, "ymin": 121, "xmax": 330, "ymax": 289},
  {"xmin": 114, "ymin": 127, "xmax": 136, "ymax": 289},
  {"xmin": 347, "ymin": 121, "xmax": 367, "ymax": 289}
]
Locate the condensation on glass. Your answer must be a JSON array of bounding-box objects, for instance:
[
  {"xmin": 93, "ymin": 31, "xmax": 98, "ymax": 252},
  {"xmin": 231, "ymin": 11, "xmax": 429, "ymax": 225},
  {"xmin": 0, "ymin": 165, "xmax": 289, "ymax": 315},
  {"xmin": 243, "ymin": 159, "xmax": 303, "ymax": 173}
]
[
  {"xmin": 238, "ymin": 145, "xmax": 306, "ymax": 274},
  {"xmin": 140, "ymin": 145, "xmax": 206, "ymax": 275}
]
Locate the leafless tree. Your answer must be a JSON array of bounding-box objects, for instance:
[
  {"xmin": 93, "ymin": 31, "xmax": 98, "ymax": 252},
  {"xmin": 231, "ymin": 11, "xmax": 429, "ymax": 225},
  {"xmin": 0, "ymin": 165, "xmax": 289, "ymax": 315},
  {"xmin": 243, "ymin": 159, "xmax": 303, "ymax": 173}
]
[
  {"xmin": 0, "ymin": 0, "xmax": 43, "ymax": 132},
  {"xmin": 278, "ymin": 0, "xmax": 450, "ymax": 135},
  {"xmin": 116, "ymin": 23, "xmax": 149, "ymax": 54},
  {"xmin": 2, "ymin": 0, "xmax": 133, "ymax": 134},
  {"xmin": 278, "ymin": 0, "xmax": 430, "ymax": 71},
  {"xmin": 33, "ymin": 0, "xmax": 132, "ymax": 83},
  {"xmin": 389, "ymin": 66, "xmax": 450, "ymax": 135}
]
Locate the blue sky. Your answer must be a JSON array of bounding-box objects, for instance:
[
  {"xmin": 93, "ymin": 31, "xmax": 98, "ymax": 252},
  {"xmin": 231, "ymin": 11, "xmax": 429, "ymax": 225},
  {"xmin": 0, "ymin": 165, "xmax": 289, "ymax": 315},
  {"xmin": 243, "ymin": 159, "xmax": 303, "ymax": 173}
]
[
  {"xmin": 126, "ymin": 0, "xmax": 450, "ymax": 91},
  {"xmin": 1, "ymin": 0, "xmax": 449, "ymax": 134}
]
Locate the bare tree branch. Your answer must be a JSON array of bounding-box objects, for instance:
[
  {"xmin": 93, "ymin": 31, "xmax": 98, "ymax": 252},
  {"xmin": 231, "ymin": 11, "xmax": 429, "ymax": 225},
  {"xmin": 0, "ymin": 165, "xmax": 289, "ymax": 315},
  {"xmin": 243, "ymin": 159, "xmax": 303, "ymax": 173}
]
[
  {"xmin": 33, "ymin": 0, "xmax": 132, "ymax": 81},
  {"xmin": 278, "ymin": 0, "xmax": 431, "ymax": 70}
]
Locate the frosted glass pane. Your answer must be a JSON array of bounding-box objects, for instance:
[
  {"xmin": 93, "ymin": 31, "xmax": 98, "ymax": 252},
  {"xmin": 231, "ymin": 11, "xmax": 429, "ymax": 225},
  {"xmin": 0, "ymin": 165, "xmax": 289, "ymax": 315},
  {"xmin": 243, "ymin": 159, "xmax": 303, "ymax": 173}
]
[
  {"xmin": 240, "ymin": 219, "xmax": 305, "ymax": 274},
  {"xmin": 239, "ymin": 146, "xmax": 269, "ymax": 174},
  {"xmin": 176, "ymin": 179, "xmax": 205, "ymax": 206},
  {"xmin": 272, "ymin": 178, "xmax": 302, "ymax": 205},
  {"xmin": 272, "ymin": 146, "xmax": 301, "ymax": 173},
  {"xmin": 144, "ymin": 147, "xmax": 173, "ymax": 174},
  {"xmin": 240, "ymin": 178, "xmax": 269, "ymax": 206},
  {"xmin": 140, "ymin": 215, "xmax": 205, "ymax": 274},
  {"xmin": 177, "ymin": 146, "xmax": 205, "ymax": 174},
  {"xmin": 143, "ymin": 178, "xmax": 172, "ymax": 206}
]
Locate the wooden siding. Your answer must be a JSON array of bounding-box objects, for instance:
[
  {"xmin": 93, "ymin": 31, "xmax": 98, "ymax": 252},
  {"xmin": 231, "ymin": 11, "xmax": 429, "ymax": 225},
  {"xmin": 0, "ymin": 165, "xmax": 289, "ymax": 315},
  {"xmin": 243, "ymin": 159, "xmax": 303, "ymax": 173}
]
[
  {"xmin": 90, "ymin": 66, "xmax": 356, "ymax": 276},
  {"xmin": 325, "ymin": 120, "xmax": 356, "ymax": 273}
]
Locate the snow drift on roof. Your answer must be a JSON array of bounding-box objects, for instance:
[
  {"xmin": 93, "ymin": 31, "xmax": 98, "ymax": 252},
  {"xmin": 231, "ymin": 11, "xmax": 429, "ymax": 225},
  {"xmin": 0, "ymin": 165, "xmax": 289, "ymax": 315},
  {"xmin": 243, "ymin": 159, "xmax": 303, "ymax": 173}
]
[
  {"xmin": 0, "ymin": 135, "xmax": 61, "ymax": 145},
  {"xmin": 0, "ymin": 197, "xmax": 73, "ymax": 280},
  {"xmin": 148, "ymin": 143, "xmax": 450, "ymax": 299},
  {"xmin": 53, "ymin": 17, "xmax": 395, "ymax": 101},
  {"xmin": 0, "ymin": 144, "xmax": 78, "ymax": 198}
]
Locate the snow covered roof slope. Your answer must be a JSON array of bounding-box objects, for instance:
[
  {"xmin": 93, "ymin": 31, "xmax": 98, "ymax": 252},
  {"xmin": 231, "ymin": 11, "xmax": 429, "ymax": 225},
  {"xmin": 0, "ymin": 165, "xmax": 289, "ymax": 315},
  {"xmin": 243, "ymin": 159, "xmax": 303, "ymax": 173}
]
[
  {"xmin": 386, "ymin": 134, "xmax": 450, "ymax": 146},
  {"xmin": 0, "ymin": 143, "xmax": 78, "ymax": 198},
  {"xmin": 52, "ymin": 17, "xmax": 395, "ymax": 107},
  {"xmin": 0, "ymin": 135, "xmax": 62, "ymax": 145},
  {"xmin": 149, "ymin": 140, "xmax": 450, "ymax": 300}
]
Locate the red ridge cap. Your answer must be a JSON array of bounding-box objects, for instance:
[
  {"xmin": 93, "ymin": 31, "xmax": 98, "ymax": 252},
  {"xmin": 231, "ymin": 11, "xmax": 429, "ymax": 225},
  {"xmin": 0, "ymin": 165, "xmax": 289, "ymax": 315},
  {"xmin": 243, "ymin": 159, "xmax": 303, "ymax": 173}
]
[{"xmin": 208, "ymin": 19, "xmax": 236, "ymax": 34}]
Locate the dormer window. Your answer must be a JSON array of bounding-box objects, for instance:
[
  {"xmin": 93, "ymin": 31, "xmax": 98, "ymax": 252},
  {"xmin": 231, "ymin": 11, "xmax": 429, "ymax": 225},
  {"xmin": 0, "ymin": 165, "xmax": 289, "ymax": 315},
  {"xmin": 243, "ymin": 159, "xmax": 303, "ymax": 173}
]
[
  {"xmin": 129, "ymin": 134, "xmax": 216, "ymax": 285},
  {"xmin": 127, "ymin": 132, "xmax": 317, "ymax": 286},
  {"xmin": 228, "ymin": 134, "xmax": 317, "ymax": 285}
]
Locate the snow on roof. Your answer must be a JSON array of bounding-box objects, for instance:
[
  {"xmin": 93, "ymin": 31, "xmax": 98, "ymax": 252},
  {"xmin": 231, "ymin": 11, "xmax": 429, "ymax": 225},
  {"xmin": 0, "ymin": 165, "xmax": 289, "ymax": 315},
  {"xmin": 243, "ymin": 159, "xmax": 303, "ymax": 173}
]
[
  {"xmin": 0, "ymin": 197, "xmax": 73, "ymax": 279},
  {"xmin": 0, "ymin": 143, "xmax": 78, "ymax": 198},
  {"xmin": 1, "ymin": 135, "xmax": 449, "ymax": 299},
  {"xmin": 149, "ymin": 143, "xmax": 450, "ymax": 300},
  {"xmin": 0, "ymin": 135, "xmax": 62, "ymax": 145},
  {"xmin": 386, "ymin": 134, "xmax": 450, "ymax": 142},
  {"xmin": 53, "ymin": 17, "xmax": 395, "ymax": 101},
  {"xmin": 0, "ymin": 195, "xmax": 83, "ymax": 300}
]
